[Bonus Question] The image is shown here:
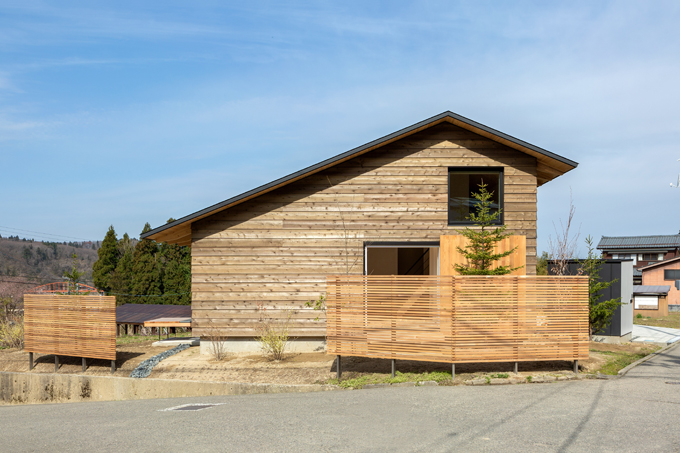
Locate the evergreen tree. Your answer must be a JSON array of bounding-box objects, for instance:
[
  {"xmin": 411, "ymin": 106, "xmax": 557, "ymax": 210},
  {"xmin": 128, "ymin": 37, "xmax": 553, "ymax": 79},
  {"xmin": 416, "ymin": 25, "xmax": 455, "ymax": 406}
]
[
  {"xmin": 110, "ymin": 233, "xmax": 134, "ymax": 306},
  {"xmin": 92, "ymin": 225, "xmax": 119, "ymax": 293},
  {"xmin": 454, "ymin": 182, "xmax": 523, "ymax": 275},
  {"xmin": 131, "ymin": 223, "xmax": 163, "ymax": 303},
  {"xmin": 580, "ymin": 236, "xmax": 622, "ymax": 338},
  {"xmin": 160, "ymin": 241, "xmax": 191, "ymax": 305},
  {"xmin": 64, "ymin": 253, "xmax": 84, "ymax": 294}
]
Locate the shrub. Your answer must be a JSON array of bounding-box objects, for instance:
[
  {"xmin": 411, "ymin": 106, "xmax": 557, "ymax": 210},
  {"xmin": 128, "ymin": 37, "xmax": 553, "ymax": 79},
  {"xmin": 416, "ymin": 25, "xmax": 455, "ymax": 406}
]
[
  {"xmin": 0, "ymin": 315, "xmax": 24, "ymax": 349},
  {"xmin": 205, "ymin": 322, "xmax": 228, "ymax": 361},
  {"xmin": 256, "ymin": 303, "xmax": 293, "ymax": 361}
]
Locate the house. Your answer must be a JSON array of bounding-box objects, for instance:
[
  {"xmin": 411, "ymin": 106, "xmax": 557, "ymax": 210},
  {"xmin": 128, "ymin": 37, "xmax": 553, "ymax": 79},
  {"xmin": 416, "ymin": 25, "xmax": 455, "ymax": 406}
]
[
  {"xmin": 141, "ymin": 111, "xmax": 578, "ymax": 354},
  {"xmin": 597, "ymin": 234, "xmax": 680, "ymax": 284},
  {"xmin": 638, "ymin": 256, "xmax": 680, "ymax": 312}
]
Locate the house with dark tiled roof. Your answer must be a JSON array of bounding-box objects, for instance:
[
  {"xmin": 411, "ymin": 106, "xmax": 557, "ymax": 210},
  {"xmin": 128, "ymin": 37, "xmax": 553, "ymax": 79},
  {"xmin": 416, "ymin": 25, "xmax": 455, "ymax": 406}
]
[{"xmin": 597, "ymin": 234, "xmax": 680, "ymax": 284}]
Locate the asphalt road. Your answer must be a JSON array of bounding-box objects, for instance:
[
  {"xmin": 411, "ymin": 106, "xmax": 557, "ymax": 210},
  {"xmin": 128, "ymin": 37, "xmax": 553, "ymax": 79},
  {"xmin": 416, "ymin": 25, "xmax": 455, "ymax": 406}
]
[{"xmin": 1, "ymin": 345, "xmax": 680, "ymax": 453}]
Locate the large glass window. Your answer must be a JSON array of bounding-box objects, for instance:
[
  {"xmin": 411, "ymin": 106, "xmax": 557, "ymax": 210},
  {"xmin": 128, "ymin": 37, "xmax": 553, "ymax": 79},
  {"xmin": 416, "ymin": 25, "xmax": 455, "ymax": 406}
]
[{"xmin": 448, "ymin": 168, "xmax": 503, "ymax": 225}]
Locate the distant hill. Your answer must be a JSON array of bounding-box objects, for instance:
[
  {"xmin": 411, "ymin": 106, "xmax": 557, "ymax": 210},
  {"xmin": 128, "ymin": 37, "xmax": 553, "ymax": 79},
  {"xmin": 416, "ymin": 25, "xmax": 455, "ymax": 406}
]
[{"xmin": 0, "ymin": 237, "xmax": 100, "ymax": 299}]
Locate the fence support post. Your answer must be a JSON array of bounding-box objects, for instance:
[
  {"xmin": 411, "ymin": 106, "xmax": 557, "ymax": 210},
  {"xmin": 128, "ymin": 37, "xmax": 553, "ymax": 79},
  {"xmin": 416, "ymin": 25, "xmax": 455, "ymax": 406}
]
[
  {"xmin": 82, "ymin": 357, "xmax": 87, "ymax": 372},
  {"xmin": 514, "ymin": 362, "xmax": 518, "ymax": 375},
  {"xmin": 29, "ymin": 352, "xmax": 33, "ymax": 371},
  {"xmin": 573, "ymin": 360, "xmax": 578, "ymax": 374},
  {"xmin": 452, "ymin": 363, "xmax": 455, "ymax": 379},
  {"xmin": 391, "ymin": 359, "xmax": 396, "ymax": 378},
  {"xmin": 336, "ymin": 355, "xmax": 341, "ymax": 380},
  {"xmin": 111, "ymin": 360, "xmax": 116, "ymax": 374},
  {"xmin": 54, "ymin": 355, "xmax": 59, "ymax": 372}
]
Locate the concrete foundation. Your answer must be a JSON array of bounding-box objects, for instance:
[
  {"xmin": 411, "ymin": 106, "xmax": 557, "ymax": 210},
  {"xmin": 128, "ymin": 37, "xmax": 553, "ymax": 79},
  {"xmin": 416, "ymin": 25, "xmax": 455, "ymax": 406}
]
[
  {"xmin": 592, "ymin": 332, "xmax": 633, "ymax": 344},
  {"xmin": 669, "ymin": 304, "xmax": 680, "ymax": 313},
  {"xmin": 200, "ymin": 338, "xmax": 327, "ymax": 356},
  {"xmin": 0, "ymin": 371, "xmax": 337, "ymax": 405}
]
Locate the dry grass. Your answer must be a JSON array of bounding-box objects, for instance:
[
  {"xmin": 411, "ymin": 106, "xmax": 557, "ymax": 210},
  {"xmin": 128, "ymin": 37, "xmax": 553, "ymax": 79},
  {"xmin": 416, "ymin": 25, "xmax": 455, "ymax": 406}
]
[{"xmin": 634, "ymin": 312, "xmax": 680, "ymax": 330}]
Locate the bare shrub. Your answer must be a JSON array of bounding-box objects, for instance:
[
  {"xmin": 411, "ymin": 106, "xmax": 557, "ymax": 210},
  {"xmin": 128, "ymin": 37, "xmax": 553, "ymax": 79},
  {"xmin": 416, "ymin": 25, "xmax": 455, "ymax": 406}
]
[
  {"xmin": 548, "ymin": 191, "xmax": 580, "ymax": 275},
  {"xmin": 256, "ymin": 303, "xmax": 293, "ymax": 361},
  {"xmin": 205, "ymin": 322, "xmax": 228, "ymax": 361},
  {"xmin": 0, "ymin": 315, "xmax": 24, "ymax": 349}
]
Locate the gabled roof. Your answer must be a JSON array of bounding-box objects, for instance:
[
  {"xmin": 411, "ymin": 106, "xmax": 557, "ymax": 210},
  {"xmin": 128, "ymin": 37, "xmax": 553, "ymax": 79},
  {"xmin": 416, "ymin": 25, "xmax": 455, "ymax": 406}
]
[
  {"xmin": 142, "ymin": 111, "xmax": 578, "ymax": 246},
  {"xmin": 597, "ymin": 235, "xmax": 680, "ymax": 250},
  {"xmin": 639, "ymin": 256, "xmax": 680, "ymax": 271}
]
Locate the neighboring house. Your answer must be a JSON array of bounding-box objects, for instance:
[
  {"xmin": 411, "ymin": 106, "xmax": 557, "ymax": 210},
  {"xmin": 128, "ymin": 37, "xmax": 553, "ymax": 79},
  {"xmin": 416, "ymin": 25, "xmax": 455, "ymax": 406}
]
[
  {"xmin": 597, "ymin": 234, "xmax": 680, "ymax": 284},
  {"xmin": 633, "ymin": 285, "xmax": 670, "ymax": 318},
  {"xmin": 638, "ymin": 256, "xmax": 680, "ymax": 310},
  {"xmin": 141, "ymin": 111, "xmax": 578, "ymax": 353}
]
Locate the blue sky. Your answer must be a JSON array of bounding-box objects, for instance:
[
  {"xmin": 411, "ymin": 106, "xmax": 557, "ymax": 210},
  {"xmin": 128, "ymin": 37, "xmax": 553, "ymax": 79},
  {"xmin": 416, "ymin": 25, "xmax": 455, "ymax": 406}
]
[{"xmin": 1, "ymin": 1, "xmax": 679, "ymax": 255}]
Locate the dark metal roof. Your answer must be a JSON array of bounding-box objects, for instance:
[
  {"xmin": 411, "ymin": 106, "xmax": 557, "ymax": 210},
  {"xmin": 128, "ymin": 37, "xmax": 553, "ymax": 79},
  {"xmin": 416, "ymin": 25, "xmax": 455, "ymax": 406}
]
[
  {"xmin": 141, "ymin": 111, "xmax": 578, "ymax": 241},
  {"xmin": 116, "ymin": 304, "xmax": 191, "ymax": 324},
  {"xmin": 633, "ymin": 269, "xmax": 642, "ymax": 277},
  {"xmin": 633, "ymin": 285, "xmax": 671, "ymax": 295},
  {"xmin": 597, "ymin": 235, "xmax": 680, "ymax": 250}
]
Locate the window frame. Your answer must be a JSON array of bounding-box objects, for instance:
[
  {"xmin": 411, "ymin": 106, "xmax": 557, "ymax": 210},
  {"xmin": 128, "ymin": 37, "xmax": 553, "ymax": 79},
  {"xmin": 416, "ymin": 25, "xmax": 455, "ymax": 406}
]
[
  {"xmin": 447, "ymin": 167, "xmax": 504, "ymax": 226},
  {"xmin": 663, "ymin": 269, "xmax": 680, "ymax": 281}
]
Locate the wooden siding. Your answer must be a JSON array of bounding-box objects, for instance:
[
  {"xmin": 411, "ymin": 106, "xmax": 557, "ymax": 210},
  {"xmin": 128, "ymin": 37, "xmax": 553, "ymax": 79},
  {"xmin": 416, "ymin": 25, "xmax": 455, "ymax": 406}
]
[
  {"xmin": 191, "ymin": 122, "xmax": 539, "ymax": 337},
  {"xmin": 440, "ymin": 235, "xmax": 527, "ymax": 276},
  {"xmin": 24, "ymin": 295, "xmax": 117, "ymax": 361},
  {"xmin": 326, "ymin": 275, "xmax": 589, "ymax": 363}
]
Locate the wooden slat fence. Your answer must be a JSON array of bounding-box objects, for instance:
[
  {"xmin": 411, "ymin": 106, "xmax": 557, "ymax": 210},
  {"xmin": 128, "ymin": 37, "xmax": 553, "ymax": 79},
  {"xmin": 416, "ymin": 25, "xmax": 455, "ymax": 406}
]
[
  {"xmin": 24, "ymin": 295, "xmax": 116, "ymax": 361},
  {"xmin": 326, "ymin": 275, "xmax": 589, "ymax": 364}
]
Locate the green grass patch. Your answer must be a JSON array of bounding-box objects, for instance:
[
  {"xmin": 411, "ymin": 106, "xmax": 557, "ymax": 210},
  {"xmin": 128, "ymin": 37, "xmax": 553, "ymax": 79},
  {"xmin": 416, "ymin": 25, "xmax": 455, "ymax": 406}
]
[
  {"xmin": 598, "ymin": 347, "xmax": 660, "ymax": 375},
  {"xmin": 327, "ymin": 370, "xmax": 452, "ymax": 389},
  {"xmin": 633, "ymin": 312, "xmax": 680, "ymax": 329},
  {"xmin": 489, "ymin": 373, "xmax": 509, "ymax": 379}
]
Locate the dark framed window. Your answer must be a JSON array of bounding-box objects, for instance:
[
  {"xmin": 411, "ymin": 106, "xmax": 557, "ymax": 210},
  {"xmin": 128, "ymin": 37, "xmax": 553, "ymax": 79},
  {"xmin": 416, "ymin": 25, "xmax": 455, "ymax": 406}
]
[
  {"xmin": 448, "ymin": 168, "xmax": 503, "ymax": 225},
  {"xmin": 664, "ymin": 269, "xmax": 680, "ymax": 280}
]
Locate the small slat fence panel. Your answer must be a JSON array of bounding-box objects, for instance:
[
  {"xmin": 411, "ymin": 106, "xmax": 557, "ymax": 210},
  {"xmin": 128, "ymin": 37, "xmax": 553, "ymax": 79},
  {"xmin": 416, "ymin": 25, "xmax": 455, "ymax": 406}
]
[
  {"xmin": 24, "ymin": 295, "xmax": 116, "ymax": 361},
  {"xmin": 327, "ymin": 275, "xmax": 588, "ymax": 364}
]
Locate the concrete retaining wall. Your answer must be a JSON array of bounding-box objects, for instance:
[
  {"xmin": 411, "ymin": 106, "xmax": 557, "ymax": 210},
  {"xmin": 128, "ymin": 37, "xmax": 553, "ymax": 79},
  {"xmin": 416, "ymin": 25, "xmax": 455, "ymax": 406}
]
[{"xmin": 0, "ymin": 372, "xmax": 337, "ymax": 405}]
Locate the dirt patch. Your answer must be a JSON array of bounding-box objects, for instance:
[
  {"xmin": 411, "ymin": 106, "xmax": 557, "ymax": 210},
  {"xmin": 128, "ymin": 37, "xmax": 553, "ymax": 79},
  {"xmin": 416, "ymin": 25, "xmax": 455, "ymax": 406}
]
[
  {"xmin": 0, "ymin": 341, "xmax": 176, "ymax": 377},
  {"xmin": 0, "ymin": 341, "xmax": 659, "ymax": 384}
]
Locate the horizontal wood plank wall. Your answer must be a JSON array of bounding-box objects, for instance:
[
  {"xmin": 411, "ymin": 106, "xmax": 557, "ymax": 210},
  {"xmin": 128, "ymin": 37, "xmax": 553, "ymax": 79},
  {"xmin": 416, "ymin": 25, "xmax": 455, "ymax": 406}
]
[
  {"xmin": 24, "ymin": 295, "xmax": 116, "ymax": 361},
  {"xmin": 191, "ymin": 122, "xmax": 539, "ymax": 337},
  {"xmin": 440, "ymin": 235, "xmax": 527, "ymax": 276},
  {"xmin": 326, "ymin": 275, "xmax": 589, "ymax": 363}
]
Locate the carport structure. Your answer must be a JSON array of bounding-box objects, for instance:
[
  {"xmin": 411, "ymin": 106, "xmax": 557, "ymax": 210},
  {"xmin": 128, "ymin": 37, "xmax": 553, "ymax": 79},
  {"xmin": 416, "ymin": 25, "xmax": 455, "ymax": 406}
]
[{"xmin": 116, "ymin": 304, "xmax": 191, "ymax": 336}]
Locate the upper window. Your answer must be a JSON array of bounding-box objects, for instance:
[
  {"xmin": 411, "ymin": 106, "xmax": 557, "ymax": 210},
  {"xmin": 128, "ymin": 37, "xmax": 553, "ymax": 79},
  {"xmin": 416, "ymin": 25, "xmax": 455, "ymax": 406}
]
[
  {"xmin": 664, "ymin": 269, "xmax": 680, "ymax": 280},
  {"xmin": 448, "ymin": 168, "xmax": 503, "ymax": 225}
]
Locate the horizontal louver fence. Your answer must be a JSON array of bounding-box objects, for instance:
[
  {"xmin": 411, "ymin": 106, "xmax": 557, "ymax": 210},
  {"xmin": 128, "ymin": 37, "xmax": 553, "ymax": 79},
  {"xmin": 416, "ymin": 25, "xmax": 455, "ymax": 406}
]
[
  {"xmin": 326, "ymin": 275, "xmax": 589, "ymax": 364},
  {"xmin": 24, "ymin": 295, "xmax": 116, "ymax": 361}
]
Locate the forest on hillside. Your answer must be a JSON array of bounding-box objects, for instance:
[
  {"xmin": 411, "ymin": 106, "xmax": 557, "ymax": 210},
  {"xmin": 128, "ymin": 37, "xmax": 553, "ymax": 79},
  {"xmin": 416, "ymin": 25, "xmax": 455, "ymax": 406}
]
[
  {"xmin": 0, "ymin": 221, "xmax": 190, "ymax": 309},
  {"xmin": 0, "ymin": 236, "xmax": 99, "ymax": 305}
]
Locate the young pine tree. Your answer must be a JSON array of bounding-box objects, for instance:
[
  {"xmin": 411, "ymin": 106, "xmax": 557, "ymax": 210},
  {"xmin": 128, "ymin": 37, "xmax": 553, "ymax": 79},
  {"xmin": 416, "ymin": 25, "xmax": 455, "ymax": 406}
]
[
  {"xmin": 92, "ymin": 225, "xmax": 119, "ymax": 293},
  {"xmin": 454, "ymin": 182, "xmax": 523, "ymax": 275},
  {"xmin": 580, "ymin": 236, "xmax": 621, "ymax": 338},
  {"xmin": 131, "ymin": 223, "xmax": 163, "ymax": 303}
]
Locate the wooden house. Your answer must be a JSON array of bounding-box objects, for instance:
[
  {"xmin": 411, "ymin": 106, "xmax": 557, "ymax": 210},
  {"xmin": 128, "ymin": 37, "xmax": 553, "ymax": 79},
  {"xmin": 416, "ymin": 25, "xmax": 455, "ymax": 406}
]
[{"xmin": 142, "ymin": 111, "xmax": 578, "ymax": 353}]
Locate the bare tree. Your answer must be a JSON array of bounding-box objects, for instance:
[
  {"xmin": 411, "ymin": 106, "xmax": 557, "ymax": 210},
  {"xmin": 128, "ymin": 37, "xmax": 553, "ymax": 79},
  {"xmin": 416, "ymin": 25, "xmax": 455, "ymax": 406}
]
[{"xmin": 547, "ymin": 190, "xmax": 580, "ymax": 275}]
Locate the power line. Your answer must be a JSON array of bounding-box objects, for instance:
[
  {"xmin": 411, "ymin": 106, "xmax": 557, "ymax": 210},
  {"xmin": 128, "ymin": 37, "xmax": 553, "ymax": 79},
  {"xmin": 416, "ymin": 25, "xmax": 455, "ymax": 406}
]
[{"xmin": 0, "ymin": 225, "xmax": 91, "ymax": 241}]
